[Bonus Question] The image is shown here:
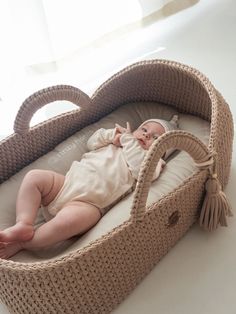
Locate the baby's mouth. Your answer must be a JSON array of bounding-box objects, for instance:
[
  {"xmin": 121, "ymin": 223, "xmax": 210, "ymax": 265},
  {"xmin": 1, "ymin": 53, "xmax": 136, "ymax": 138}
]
[{"xmin": 138, "ymin": 138, "xmax": 146, "ymax": 147}]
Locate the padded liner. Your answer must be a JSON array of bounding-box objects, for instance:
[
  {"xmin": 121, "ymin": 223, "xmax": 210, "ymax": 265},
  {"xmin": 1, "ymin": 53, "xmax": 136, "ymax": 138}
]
[{"xmin": 0, "ymin": 102, "xmax": 210, "ymax": 262}]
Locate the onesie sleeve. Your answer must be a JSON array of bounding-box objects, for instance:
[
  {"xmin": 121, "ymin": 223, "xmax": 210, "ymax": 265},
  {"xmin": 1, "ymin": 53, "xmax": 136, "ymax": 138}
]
[
  {"xmin": 87, "ymin": 128, "xmax": 116, "ymax": 151},
  {"xmin": 120, "ymin": 133, "xmax": 166, "ymax": 180}
]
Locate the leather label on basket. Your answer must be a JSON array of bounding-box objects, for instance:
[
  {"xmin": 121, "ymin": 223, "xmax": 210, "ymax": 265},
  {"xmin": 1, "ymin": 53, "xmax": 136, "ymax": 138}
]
[{"xmin": 167, "ymin": 210, "xmax": 180, "ymax": 228}]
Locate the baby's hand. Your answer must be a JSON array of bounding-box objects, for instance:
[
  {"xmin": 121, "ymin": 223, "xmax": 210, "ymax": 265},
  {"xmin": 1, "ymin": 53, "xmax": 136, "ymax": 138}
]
[
  {"xmin": 113, "ymin": 122, "xmax": 131, "ymax": 147},
  {"xmin": 112, "ymin": 133, "xmax": 122, "ymax": 147},
  {"xmin": 115, "ymin": 122, "xmax": 131, "ymax": 134},
  {"xmin": 113, "ymin": 124, "xmax": 123, "ymax": 147}
]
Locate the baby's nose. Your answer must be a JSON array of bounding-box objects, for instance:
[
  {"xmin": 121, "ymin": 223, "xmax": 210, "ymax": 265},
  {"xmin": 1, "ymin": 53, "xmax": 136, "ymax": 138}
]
[{"xmin": 143, "ymin": 132, "xmax": 150, "ymax": 139}]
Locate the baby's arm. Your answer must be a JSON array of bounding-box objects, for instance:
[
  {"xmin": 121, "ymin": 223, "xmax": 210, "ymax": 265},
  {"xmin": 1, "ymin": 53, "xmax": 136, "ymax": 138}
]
[
  {"xmin": 87, "ymin": 122, "xmax": 131, "ymax": 150},
  {"xmin": 112, "ymin": 122, "xmax": 131, "ymax": 147},
  {"xmin": 120, "ymin": 133, "xmax": 166, "ymax": 180},
  {"xmin": 87, "ymin": 128, "xmax": 116, "ymax": 151}
]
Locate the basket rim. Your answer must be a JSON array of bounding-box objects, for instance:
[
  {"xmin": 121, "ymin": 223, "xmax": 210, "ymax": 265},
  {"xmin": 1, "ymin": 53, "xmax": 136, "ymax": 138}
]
[
  {"xmin": 92, "ymin": 59, "xmax": 218, "ymax": 104},
  {"xmin": 0, "ymin": 59, "xmax": 230, "ymax": 269}
]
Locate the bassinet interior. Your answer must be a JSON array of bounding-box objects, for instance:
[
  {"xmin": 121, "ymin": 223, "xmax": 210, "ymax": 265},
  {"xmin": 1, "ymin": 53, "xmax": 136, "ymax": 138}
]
[{"xmin": 0, "ymin": 101, "xmax": 210, "ymax": 263}]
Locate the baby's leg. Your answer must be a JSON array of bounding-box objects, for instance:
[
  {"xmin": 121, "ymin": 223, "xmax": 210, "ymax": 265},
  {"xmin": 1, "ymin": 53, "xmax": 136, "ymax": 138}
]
[
  {"xmin": 0, "ymin": 169, "xmax": 65, "ymax": 243},
  {"xmin": 23, "ymin": 201, "xmax": 101, "ymax": 249},
  {"xmin": 0, "ymin": 201, "xmax": 101, "ymax": 259}
]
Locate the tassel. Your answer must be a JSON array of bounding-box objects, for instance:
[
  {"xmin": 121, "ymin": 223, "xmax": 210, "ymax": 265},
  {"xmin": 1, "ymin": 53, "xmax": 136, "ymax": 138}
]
[{"xmin": 199, "ymin": 173, "xmax": 233, "ymax": 231}]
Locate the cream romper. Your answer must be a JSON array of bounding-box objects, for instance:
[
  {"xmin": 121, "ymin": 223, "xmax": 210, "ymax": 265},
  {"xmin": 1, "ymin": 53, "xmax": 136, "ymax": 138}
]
[{"xmin": 42, "ymin": 128, "xmax": 165, "ymax": 220}]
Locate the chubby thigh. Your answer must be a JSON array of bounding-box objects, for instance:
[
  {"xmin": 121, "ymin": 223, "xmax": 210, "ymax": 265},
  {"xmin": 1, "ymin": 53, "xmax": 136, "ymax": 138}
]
[
  {"xmin": 37, "ymin": 170, "xmax": 66, "ymax": 207},
  {"xmin": 40, "ymin": 168, "xmax": 104, "ymax": 219}
]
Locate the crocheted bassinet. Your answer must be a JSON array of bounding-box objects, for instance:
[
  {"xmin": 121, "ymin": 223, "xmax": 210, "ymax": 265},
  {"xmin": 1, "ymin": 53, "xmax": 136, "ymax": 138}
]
[{"xmin": 0, "ymin": 60, "xmax": 234, "ymax": 314}]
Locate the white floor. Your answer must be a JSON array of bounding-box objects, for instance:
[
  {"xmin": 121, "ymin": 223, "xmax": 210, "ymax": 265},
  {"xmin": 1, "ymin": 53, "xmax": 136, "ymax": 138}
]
[{"xmin": 1, "ymin": 0, "xmax": 236, "ymax": 313}]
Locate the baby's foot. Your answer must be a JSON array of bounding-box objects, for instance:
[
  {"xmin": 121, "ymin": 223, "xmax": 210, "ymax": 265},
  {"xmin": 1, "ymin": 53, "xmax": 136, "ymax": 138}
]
[
  {"xmin": 0, "ymin": 242, "xmax": 23, "ymax": 259},
  {"xmin": 0, "ymin": 222, "xmax": 34, "ymax": 242}
]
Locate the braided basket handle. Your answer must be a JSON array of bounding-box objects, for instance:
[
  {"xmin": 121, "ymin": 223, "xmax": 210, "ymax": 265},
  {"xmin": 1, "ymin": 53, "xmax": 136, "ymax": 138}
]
[
  {"xmin": 14, "ymin": 85, "xmax": 91, "ymax": 134},
  {"xmin": 130, "ymin": 130, "xmax": 210, "ymax": 222}
]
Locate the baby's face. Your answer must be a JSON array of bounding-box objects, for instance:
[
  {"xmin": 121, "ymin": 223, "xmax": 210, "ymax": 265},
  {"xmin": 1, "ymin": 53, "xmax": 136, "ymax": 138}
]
[{"xmin": 133, "ymin": 122, "xmax": 165, "ymax": 150}]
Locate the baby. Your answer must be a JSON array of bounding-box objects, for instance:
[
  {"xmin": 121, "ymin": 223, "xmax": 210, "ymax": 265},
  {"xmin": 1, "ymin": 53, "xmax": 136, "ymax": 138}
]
[{"xmin": 0, "ymin": 115, "xmax": 178, "ymax": 259}]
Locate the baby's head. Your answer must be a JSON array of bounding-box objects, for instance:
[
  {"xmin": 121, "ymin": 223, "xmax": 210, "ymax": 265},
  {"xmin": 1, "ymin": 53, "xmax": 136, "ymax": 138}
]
[{"xmin": 133, "ymin": 115, "xmax": 179, "ymax": 151}]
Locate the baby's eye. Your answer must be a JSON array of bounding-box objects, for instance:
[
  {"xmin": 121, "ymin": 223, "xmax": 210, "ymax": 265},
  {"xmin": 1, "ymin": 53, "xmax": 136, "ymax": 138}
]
[
  {"xmin": 142, "ymin": 127, "xmax": 147, "ymax": 132},
  {"xmin": 153, "ymin": 135, "xmax": 159, "ymax": 140}
]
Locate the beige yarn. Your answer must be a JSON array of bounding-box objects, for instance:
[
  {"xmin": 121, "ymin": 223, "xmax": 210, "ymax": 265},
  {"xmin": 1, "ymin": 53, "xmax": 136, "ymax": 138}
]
[
  {"xmin": 196, "ymin": 154, "xmax": 233, "ymax": 231},
  {"xmin": 200, "ymin": 174, "xmax": 233, "ymax": 231},
  {"xmin": 0, "ymin": 59, "xmax": 234, "ymax": 314}
]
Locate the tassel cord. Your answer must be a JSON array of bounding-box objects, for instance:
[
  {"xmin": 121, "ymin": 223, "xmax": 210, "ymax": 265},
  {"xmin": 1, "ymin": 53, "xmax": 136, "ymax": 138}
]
[{"xmin": 195, "ymin": 152, "xmax": 233, "ymax": 231}]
